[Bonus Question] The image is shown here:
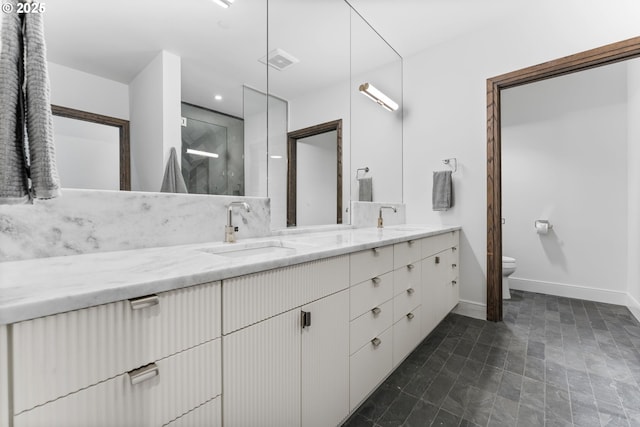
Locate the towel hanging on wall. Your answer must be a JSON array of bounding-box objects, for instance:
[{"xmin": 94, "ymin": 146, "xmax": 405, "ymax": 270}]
[
  {"xmin": 432, "ymin": 170, "xmax": 453, "ymax": 211},
  {"xmin": 0, "ymin": 2, "xmax": 60, "ymax": 204},
  {"xmin": 160, "ymin": 147, "xmax": 188, "ymax": 193}
]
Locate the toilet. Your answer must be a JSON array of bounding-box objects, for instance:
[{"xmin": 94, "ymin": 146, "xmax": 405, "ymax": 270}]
[{"xmin": 502, "ymin": 256, "xmax": 517, "ymax": 300}]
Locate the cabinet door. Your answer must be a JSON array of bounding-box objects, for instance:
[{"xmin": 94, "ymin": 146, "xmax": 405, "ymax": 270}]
[
  {"xmin": 223, "ymin": 310, "xmax": 301, "ymax": 427},
  {"xmin": 301, "ymin": 290, "xmax": 349, "ymax": 427},
  {"xmin": 421, "ymin": 252, "xmax": 449, "ymax": 337}
]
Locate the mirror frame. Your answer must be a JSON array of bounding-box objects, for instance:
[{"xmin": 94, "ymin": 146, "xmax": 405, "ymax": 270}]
[
  {"xmin": 286, "ymin": 119, "xmax": 343, "ymax": 227},
  {"xmin": 486, "ymin": 36, "xmax": 640, "ymax": 322},
  {"xmin": 51, "ymin": 105, "xmax": 131, "ymax": 191}
]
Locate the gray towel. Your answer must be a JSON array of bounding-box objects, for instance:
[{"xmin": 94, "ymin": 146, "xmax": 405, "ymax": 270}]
[
  {"xmin": 359, "ymin": 177, "xmax": 372, "ymax": 202},
  {"xmin": 432, "ymin": 170, "xmax": 453, "ymax": 211},
  {"xmin": 0, "ymin": 3, "xmax": 60, "ymax": 204},
  {"xmin": 160, "ymin": 147, "xmax": 188, "ymax": 193}
]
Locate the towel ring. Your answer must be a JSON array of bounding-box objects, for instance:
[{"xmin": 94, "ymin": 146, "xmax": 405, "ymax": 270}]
[
  {"xmin": 443, "ymin": 158, "xmax": 457, "ymax": 173},
  {"xmin": 356, "ymin": 167, "xmax": 370, "ymax": 180}
]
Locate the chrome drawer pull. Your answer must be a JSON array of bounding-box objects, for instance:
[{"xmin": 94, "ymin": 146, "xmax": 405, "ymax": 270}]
[
  {"xmin": 371, "ymin": 307, "xmax": 382, "ymax": 315},
  {"xmin": 435, "ymin": 256, "xmax": 440, "ymax": 264},
  {"xmin": 407, "ymin": 287, "xmax": 415, "ymax": 295},
  {"xmin": 129, "ymin": 295, "xmax": 159, "ymax": 310},
  {"xmin": 452, "ymin": 280, "xmax": 457, "ymax": 285},
  {"xmin": 371, "ymin": 277, "xmax": 381, "ymax": 285},
  {"xmin": 407, "ymin": 312, "xmax": 415, "ymax": 320},
  {"xmin": 407, "ymin": 264, "xmax": 415, "ymax": 270},
  {"xmin": 372, "ymin": 247, "xmax": 380, "ymax": 255},
  {"xmin": 371, "ymin": 337, "xmax": 382, "ymax": 347},
  {"xmin": 128, "ymin": 363, "xmax": 159, "ymax": 385},
  {"xmin": 452, "ymin": 247, "xmax": 457, "ymax": 252},
  {"xmin": 452, "ymin": 264, "xmax": 457, "ymax": 268},
  {"xmin": 408, "ymin": 240, "xmax": 415, "ymax": 246}
]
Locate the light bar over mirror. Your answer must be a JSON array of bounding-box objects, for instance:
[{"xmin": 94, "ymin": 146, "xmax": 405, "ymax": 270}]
[{"xmin": 358, "ymin": 82, "xmax": 399, "ymax": 111}]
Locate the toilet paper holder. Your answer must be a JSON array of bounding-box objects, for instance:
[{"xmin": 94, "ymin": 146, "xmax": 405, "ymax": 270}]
[{"xmin": 534, "ymin": 220, "xmax": 553, "ymax": 234}]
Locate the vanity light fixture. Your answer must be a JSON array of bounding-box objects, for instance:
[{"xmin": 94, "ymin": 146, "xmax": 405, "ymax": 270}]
[
  {"xmin": 359, "ymin": 83, "xmax": 398, "ymax": 112},
  {"xmin": 211, "ymin": 0, "xmax": 234, "ymax": 9},
  {"xmin": 187, "ymin": 148, "xmax": 219, "ymax": 159}
]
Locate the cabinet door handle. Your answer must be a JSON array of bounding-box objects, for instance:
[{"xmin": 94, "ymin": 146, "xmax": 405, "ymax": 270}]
[
  {"xmin": 407, "ymin": 287, "xmax": 415, "ymax": 295},
  {"xmin": 371, "ymin": 307, "xmax": 382, "ymax": 315},
  {"xmin": 407, "ymin": 312, "xmax": 415, "ymax": 320},
  {"xmin": 452, "ymin": 247, "xmax": 457, "ymax": 252},
  {"xmin": 435, "ymin": 256, "xmax": 440, "ymax": 264},
  {"xmin": 128, "ymin": 363, "xmax": 159, "ymax": 385},
  {"xmin": 371, "ymin": 337, "xmax": 382, "ymax": 347},
  {"xmin": 407, "ymin": 264, "xmax": 415, "ymax": 270},
  {"xmin": 371, "ymin": 277, "xmax": 381, "ymax": 285},
  {"xmin": 452, "ymin": 264, "xmax": 457, "ymax": 268},
  {"xmin": 301, "ymin": 310, "xmax": 311, "ymax": 328},
  {"xmin": 452, "ymin": 280, "xmax": 457, "ymax": 285},
  {"xmin": 129, "ymin": 295, "xmax": 159, "ymax": 310}
]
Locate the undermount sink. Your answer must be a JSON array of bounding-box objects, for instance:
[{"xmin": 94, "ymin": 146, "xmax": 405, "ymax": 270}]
[{"xmin": 198, "ymin": 240, "xmax": 305, "ymax": 258}]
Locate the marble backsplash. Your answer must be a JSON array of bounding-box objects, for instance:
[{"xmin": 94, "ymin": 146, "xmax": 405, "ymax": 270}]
[
  {"xmin": 351, "ymin": 201, "xmax": 406, "ymax": 228},
  {"xmin": 0, "ymin": 189, "xmax": 271, "ymax": 261}
]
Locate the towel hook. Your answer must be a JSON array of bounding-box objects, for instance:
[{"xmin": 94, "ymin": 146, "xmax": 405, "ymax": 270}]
[
  {"xmin": 356, "ymin": 166, "xmax": 370, "ymax": 180},
  {"xmin": 443, "ymin": 158, "xmax": 457, "ymax": 173}
]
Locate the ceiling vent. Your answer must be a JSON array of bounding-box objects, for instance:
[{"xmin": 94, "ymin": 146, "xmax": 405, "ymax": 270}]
[{"xmin": 259, "ymin": 48, "xmax": 300, "ymax": 71}]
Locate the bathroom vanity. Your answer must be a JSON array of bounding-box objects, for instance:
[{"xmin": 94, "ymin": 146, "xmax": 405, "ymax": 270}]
[{"xmin": 0, "ymin": 225, "xmax": 459, "ymax": 427}]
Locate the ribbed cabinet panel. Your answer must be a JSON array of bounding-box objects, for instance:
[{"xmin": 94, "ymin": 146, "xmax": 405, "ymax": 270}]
[
  {"xmin": 222, "ymin": 255, "xmax": 348, "ymax": 334},
  {"xmin": 223, "ymin": 309, "xmax": 301, "ymax": 427},
  {"xmin": 12, "ymin": 281, "xmax": 221, "ymax": 413},
  {"xmin": 13, "ymin": 339, "xmax": 221, "ymax": 427},
  {"xmin": 165, "ymin": 397, "xmax": 221, "ymax": 427},
  {"xmin": 0, "ymin": 325, "xmax": 8, "ymax": 427}
]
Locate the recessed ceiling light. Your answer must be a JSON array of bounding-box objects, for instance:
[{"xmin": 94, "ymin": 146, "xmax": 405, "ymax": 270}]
[{"xmin": 214, "ymin": 95, "xmax": 223, "ymax": 101}]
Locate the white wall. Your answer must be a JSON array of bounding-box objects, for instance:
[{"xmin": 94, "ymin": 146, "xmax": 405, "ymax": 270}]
[
  {"xmin": 297, "ymin": 131, "xmax": 337, "ymax": 226},
  {"xmin": 501, "ymin": 65, "xmax": 628, "ymax": 301},
  {"xmin": 403, "ymin": 1, "xmax": 640, "ymax": 308},
  {"xmin": 628, "ymin": 59, "xmax": 640, "ymax": 314},
  {"xmin": 48, "ymin": 62, "xmax": 129, "ymax": 120},
  {"xmin": 129, "ymin": 51, "xmax": 181, "ymax": 192}
]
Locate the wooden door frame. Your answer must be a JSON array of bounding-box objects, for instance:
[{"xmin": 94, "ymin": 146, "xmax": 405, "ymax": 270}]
[
  {"xmin": 287, "ymin": 119, "xmax": 343, "ymax": 227},
  {"xmin": 486, "ymin": 36, "xmax": 640, "ymax": 322},
  {"xmin": 51, "ymin": 105, "xmax": 131, "ymax": 191}
]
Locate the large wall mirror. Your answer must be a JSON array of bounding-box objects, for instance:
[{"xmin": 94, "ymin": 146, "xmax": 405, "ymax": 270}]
[{"xmin": 40, "ymin": 0, "xmax": 402, "ymax": 230}]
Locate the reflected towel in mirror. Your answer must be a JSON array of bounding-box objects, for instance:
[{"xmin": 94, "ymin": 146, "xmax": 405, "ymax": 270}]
[
  {"xmin": 432, "ymin": 170, "xmax": 453, "ymax": 211},
  {"xmin": 160, "ymin": 147, "xmax": 187, "ymax": 193},
  {"xmin": 358, "ymin": 177, "xmax": 372, "ymax": 202}
]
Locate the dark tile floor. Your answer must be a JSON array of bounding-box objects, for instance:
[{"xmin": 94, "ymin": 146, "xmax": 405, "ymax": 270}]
[{"xmin": 342, "ymin": 290, "xmax": 640, "ymax": 427}]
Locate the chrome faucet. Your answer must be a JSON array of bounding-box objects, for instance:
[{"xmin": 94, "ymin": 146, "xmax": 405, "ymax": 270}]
[
  {"xmin": 378, "ymin": 206, "xmax": 397, "ymax": 228},
  {"xmin": 225, "ymin": 201, "xmax": 251, "ymax": 243}
]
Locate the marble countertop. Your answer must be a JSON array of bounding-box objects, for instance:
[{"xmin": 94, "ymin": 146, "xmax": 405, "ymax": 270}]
[{"xmin": 0, "ymin": 224, "xmax": 460, "ymax": 325}]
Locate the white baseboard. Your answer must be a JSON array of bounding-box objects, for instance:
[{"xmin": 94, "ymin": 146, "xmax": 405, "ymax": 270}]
[
  {"xmin": 509, "ymin": 277, "xmax": 629, "ymax": 306},
  {"xmin": 452, "ymin": 299, "xmax": 486, "ymax": 320},
  {"xmin": 628, "ymin": 293, "xmax": 640, "ymax": 324}
]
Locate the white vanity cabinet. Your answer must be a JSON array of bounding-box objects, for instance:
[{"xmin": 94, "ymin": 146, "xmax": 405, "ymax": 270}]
[
  {"xmin": 222, "ymin": 255, "xmax": 350, "ymax": 427},
  {"xmin": 421, "ymin": 231, "xmax": 460, "ymax": 339},
  {"xmin": 10, "ymin": 281, "xmax": 222, "ymax": 427}
]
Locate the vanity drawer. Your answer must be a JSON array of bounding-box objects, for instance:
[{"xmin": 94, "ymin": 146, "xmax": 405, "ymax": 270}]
[
  {"xmin": 350, "ymin": 299, "xmax": 393, "ymax": 355},
  {"xmin": 14, "ymin": 339, "xmax": 221, "ymax": 427},
  {"xmin": 12, "ymin": 281, "xmax": 221, "ymax": 414},
  {"xmin": 393, "ymin": 284, "xmax": 421, "ymax": 323},
  {"xmin": 393, "ymin": 262, "xmax": 421, "ymax": 297},
  {"xmin": 166, "ymin": 396, "xmax": 221, "ymax": 427},
  {"xmin": 349, "ymin": 326, "xmax": 393, "ymax": 411},
  {"xmin": 393, "ymin": 239, "xmax": 421, "ymax": 268},
  {"xmin": 421, "ymin": 232, "xmax": 455, "ymax": 258},
  {"xmin": 350, "ymin": 271, "xmax": 393, "ymax": 320},
  {"xmin": 223, "ymin": 255, "xmax": 349, "ymax": 334},
  {"xmin": 393, "ymin": 306, "xmax": 422, "ymax": 366},
  {"xmin": 350, "ymin": 245, "xmax": 393, "ymax": 285}
]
